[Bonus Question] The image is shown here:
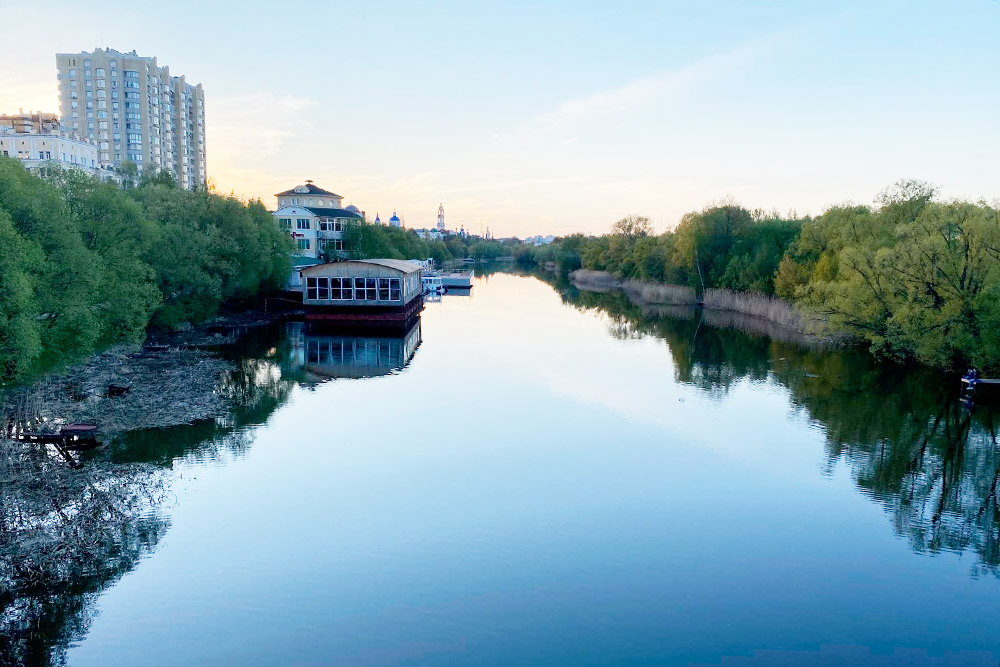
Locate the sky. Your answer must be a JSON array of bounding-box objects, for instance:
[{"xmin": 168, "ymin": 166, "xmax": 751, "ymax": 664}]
[{"xmin": 1, "ymin": 0, "xmax": 998, "ymax": 237}]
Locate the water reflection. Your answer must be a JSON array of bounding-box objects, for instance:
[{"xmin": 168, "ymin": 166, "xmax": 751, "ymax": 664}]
[
  {"xmin": 287, "ymin": 321, "xmax": 422, "ymax": 382},
  {"xmin": 2, "ymin": 319, "xmax": 424, "ymax": 666},
  {"xmin": 550, "ymin": 276, "xmax": 1000, "ymax": 576}
]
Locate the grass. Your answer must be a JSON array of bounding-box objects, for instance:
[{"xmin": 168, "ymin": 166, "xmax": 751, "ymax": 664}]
[
  {"xmin": 624, "ymin": 281, "xmax": 698, "ymax": 306},
  {"xmin": 703, "ymin": 288, "xmax": 804, "ymax": 331}
]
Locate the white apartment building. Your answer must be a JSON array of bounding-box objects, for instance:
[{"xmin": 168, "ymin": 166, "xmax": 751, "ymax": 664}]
[{"xmin": 55, "ymin": 48, "xmax": 206, "ymax": 188}]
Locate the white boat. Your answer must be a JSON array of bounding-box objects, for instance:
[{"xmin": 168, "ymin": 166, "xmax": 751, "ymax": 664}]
[
  {"xmin": 437, "ymin": 268, "xmax": 474, "ymax": 290},
  {"xmin": 422, "ymin": 275, "xmax": 446, "ymax": 295}
]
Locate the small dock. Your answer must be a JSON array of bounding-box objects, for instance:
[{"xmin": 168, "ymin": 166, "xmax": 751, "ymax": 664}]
[{"xmin": 13, "ymin": 423, "xmax": 101, "ymax": 468}]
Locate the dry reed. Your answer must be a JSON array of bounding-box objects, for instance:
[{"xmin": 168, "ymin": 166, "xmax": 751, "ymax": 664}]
[
  {"xmin": 623, "ymin": 281, "xmax": 698, "ymax": 306},
  {"xmin": 702, "ymin": 289, "xmax": 804, "ymax": 331}
]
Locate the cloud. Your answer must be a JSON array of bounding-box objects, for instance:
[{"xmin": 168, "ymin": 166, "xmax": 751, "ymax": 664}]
[{"xmin": 531, "ymin": 37, "xmax": 778, "ymax": 133}]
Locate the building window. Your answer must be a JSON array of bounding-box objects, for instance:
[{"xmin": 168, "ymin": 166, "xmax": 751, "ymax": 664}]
[
  {"xmin": 296, "ymin": 218, "xmax": 310, "ymax": 230},
  {"xmin": 278, "ymin": 218, "xmax": 291, "ymax": 229},
  {"xmin": 329, "ymin": 277, "xmax": 354, "ymax": 300},
  {"xmin": 306, "ymin": 277, "xmax": 332, "ymax": 300},
  {"xmin": 297, "ymin": 239, "xmax": 310, "ymax": 250},
  {"xmin": 319, "ymin": 219, "xmax": 344, "ymax": 232}
]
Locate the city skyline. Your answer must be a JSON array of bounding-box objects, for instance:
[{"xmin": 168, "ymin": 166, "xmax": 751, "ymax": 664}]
[{"xmin": 1, "ymin": 0, "xmax": 998, "ymax": 237}]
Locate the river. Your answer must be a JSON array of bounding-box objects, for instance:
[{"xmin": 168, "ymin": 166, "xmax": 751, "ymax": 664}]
[{"xmin": 14, "ymin": 271, "xmax": 1000, "ymax": 666}]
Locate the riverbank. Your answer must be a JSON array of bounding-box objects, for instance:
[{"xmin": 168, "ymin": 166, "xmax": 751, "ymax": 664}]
[
  {"xmin": 568, "ymin": 269, "xmax": 827, "ymax": 337},
  {"xmin": 0, "ymin": 310, "xmax": 285, "ymax": 439}
]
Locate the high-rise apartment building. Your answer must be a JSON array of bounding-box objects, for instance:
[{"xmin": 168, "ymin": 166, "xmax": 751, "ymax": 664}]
[{"xmin": 55, "ymin": 48, "xmax": 206, "ymax": 189}]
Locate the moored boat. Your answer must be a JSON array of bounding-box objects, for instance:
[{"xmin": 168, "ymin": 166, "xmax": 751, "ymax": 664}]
[{"xmin": 437, "ymin": 268, "xmax": 474, "ymax": 290}]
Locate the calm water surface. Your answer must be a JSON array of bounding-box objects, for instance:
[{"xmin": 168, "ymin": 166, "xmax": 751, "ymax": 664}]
[{"xmin": 54, "ymin": 273, "xmax": 1000, "ymax": 665}]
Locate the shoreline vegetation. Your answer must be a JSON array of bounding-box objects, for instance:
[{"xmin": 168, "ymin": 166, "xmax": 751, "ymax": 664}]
[
  {"xmin": 569, "ymin": 268, "xmax": 814, "ymax": 334},
  {"xmin": 517, "ymin": 181, "xmax": 1000, "ymax": 372},
  {"xmin": 0, "ymin": 156, "xmax": 291, "ymax": 386}
]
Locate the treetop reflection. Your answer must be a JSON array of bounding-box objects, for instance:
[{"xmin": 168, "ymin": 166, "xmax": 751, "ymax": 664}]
[{"xmin": 551, "ymin": 277, "xmax": 1000, "ymax": 577}]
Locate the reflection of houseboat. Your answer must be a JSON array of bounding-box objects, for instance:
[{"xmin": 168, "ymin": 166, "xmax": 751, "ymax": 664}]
[
  {"xmin": 301, "ymin": 259, "xmax": 424, "ymax": 327},
  {"xmin": 288, "ymin": 320, "xmax": 422, "ymax": 381}
]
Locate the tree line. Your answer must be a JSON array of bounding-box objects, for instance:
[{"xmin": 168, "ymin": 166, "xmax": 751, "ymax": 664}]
[
  {"xmin": 517, "ymin": 181, "xmax": 1000, "ymax": 372},
  {"xmin": 0, "ymin": 157, "xmax": 291, "ymax": 384},
  {"xmin": 339, "ymin": 221, "xmax": 514, "ymax": 264}
]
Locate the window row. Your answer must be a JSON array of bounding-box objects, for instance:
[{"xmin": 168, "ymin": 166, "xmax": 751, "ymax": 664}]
[
  {"xmin": 318, "ymin": 219, "xmax": 344, "ymax": 232},
  {"xmin": 306, "ymin": 277, "xmax": 402, "ymax": 302}
]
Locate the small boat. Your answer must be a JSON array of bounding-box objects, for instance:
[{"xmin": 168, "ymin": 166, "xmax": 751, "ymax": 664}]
[
  {"xmin": 422, "ymin": 275, "xmax": 446, "ymax": 295},
  {"xmin": 961, "ymin": 370, "xmax": 1000, "ymax": 401},
  {"xmin": 437, "ymin": 268, "xmax": 474, "ymax": 290}
]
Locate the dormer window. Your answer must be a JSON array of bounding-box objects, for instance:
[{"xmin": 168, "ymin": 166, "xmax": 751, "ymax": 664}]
[{"xmin": 294, "ymin": 185, "xmax": 309, "ymax": 194}]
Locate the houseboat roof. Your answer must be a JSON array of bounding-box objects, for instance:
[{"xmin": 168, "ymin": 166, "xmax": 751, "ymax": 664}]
[{"xmin": 302, "ymin": 259, "xmax": 424, "ymax": 275}]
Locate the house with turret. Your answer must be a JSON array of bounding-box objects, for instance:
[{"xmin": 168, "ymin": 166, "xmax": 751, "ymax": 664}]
[{"xmin": 273, "ymin": 180, "xmax": 364, "ymax": 259}]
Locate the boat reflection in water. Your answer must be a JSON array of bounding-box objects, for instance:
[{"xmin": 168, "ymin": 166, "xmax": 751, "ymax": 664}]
[{"xmin": 287, "ymin": 319, "xmax": 422, "ymax": 382}]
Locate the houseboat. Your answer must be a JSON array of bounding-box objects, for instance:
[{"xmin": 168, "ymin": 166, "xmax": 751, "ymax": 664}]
[{"xmin": 300, "ymin": 259, "xmax": 424, "ymax": 327}]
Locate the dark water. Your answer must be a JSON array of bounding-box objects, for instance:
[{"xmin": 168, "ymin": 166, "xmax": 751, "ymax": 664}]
[{"xmin": 12, "ymin": 272, "xmax": 1000, "ymax": 666}]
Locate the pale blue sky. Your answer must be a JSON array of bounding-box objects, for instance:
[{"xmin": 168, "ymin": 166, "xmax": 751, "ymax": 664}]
[{"xmin": 1, "ymin": 0, "xmax": 997, "ymax": 236}]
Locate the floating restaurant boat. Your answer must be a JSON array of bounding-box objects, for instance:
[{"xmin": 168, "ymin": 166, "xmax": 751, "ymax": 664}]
[{"xmin": 300, "ymin": 259, "xmax": 424, "ymax": 328}]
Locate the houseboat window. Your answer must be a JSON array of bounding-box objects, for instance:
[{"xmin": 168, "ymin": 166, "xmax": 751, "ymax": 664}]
[
  {"xmin": 296, "ymin": 218, "xmax": 310, "ymax": 230},
  {"xmin": 329, "ymin": 277, "xmax": 354, "ymax": 300},
  {"xmin": 306, "ymin": 277, "xmax": 318, "ymax": 300},
  {"xmin": 353, "ymin": 277, "xmax": 378, "ymax": 301},
  {"xmin": 316, "ymin": 277, "xmax": 330, "ymax": 300},
  {"xmin": 378, "ymin": 278, "xmax": 390, "ymax": 301},
  {"xmin": 389, "ymin": 278, "xmax": 401, "ymax": 301}
]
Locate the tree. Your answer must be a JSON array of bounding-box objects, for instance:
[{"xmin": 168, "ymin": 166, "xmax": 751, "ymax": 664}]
[{"xmin": 610, "ymin": 215, "xmax": 653, "ymax": 241}]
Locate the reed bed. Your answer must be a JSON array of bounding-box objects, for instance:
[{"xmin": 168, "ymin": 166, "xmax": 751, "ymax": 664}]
[
  {"xmin": 624, "ymin": 281, "xmax": 698, "ymax": 306},
  {"xmin": 570, "ymin": 269, "xmax": 624, "ymax": 290},
  {"xmin": 571, "ymin": 271, "xmax": 698, "ymax": 305},
  {"xmin": 570, "ymin": 270, "xmax": 827, "ymax": 335},
  {"xmin": 703, "ymin": 288, "xmax": 804, "ymax": 331}
]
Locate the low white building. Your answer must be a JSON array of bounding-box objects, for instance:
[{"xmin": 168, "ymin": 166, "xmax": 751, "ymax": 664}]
[
  {"xmin": 273, "ymin": 181, "xmax": 364, "ymax": 259},
  {"xmin": 0, "ymin": 125, "xmax": 103, "ymax": 175}
]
